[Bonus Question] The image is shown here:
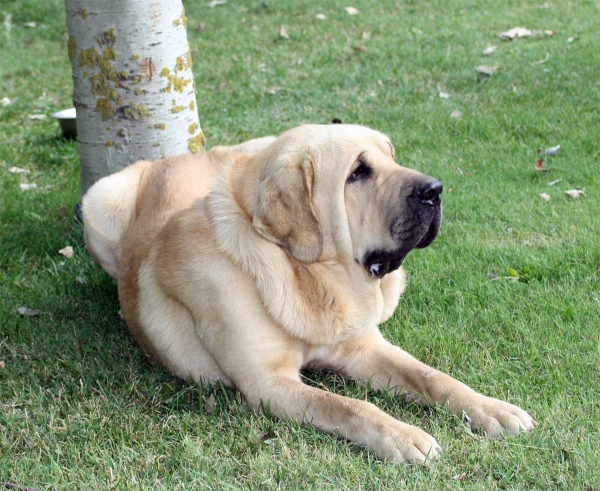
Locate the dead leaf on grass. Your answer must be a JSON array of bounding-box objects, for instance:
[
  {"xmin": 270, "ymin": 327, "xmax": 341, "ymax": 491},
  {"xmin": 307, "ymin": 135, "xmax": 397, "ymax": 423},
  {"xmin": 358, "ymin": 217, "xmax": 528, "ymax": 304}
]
[
  {"xmin": 499, "ymin": 27, "xmax": 532, "ymax": 40},
  {"xmin": 207, "ymin": 0, "xmax": 227, "ymax": 7},
  {"xmin": 476, "ymin": 65, "xmax": 496, "ymax": 76},
  {"xmin": 565, "ymin": 189, "xmax": 584, "ymax": 199},
  {"xmin": 567, "ymin": 36, "xmax": 576, "ymax": 43},
  {"xmin": 548, "ymin": 178, "xmax": 562, "ymax": 186},
  {"xmin": 450, "ymin": 110, "xmax": 463, "ymax": 119},
  {"xmin": 439, "ymin": 91, "xmax": 450, "ymax": 99},
  {"xmin": 9, "ymin": 166, "xmax": 29, "ymax": 174},
  {"xmin": 1, "ymin": 97, "xmax": 11, "ymax": 106},
  {"xmin": 344, "ymin": 7, "xmax": 359, "ymax": 15},
  {"xmin": 197, "ymin": 22, "xmax": 206, "ymax": 32},
  {"xmin": 28, "ymin": 114, "xmax": 46, "ymax": 120},
  {"xmin": 362, "ymin": 31, "xmax": 370, "ymax": 40},
  {"xmin": 59, "ymin": 246, "xmax": 74, "ymax": 259},
  {"xmin": 539, "ymin": 193, "xmax": 551, "ymax": 201},
  {"xmin": 267, "ymin": 87, "xmax": 279, "ymax": 95},
  {"xmin": 353, "ymin": 45, "xmax": 367, "ymax": 53},
  {"xmin": 315, "ymin": 13, "xmax": 326, "ymax": 20},
  {"xmin": 483, "ymin": 45, "xmax": 497, "ymax": 55},
  {"xmin": 532, "ymin": 53, "xmax": 550, "ymax": 65},
  {"xmin": 535, "ymin": 158, "xmax": 550, "ymax": 172},
  {"xmin": 16, "ymin": 307, "xmax": 40, "ymax": 316},
  {"xmin": 279, "ymin": 25, "xmax": 290, "ymax": 40},
  {"xmin": 76, "ymin": 276, "xmax": 88, "ymax": 284},
  {"xmin": 204, "ymin": 394, "xmax": 216, "ymax": 415},
  {"xmin": 539, "ymin": 144, "xmax": 560, "ymax": 156},
  {"xmin": 19, "ymin": 183, "xmax": 37, "ymax": 191},
  {"xmin": 251, "ymin": 432, "xmax": 278, "ymax": 445},
  {"xmin": 22, "ymin": 21, "xmax": 37, "ymax": 28},
  {"xmin": 0, "ymin": 361, "xmax": 5, "ymax": 369}
]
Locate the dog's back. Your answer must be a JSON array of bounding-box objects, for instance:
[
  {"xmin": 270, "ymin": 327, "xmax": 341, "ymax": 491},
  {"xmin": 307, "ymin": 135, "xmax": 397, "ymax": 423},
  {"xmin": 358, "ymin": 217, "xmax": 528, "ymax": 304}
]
[{"xmin": 82, "ymin": 136, "xmax": 276, "ymax": 279}]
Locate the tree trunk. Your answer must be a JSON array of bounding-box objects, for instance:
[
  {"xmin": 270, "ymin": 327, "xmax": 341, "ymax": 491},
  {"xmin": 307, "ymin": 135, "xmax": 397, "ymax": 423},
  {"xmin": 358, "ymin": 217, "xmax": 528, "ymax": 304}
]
[{"xmin": 65, "ymin": 0, "xmax": 204, "ymax": 195}]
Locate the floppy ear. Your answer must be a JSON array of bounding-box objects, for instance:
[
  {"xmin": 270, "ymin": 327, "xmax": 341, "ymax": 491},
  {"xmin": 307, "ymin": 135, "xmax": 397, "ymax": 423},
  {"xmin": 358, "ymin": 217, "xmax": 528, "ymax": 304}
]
[{"xmin": 252, "ymin": 156, "xmax": 323, "ymax": 263}]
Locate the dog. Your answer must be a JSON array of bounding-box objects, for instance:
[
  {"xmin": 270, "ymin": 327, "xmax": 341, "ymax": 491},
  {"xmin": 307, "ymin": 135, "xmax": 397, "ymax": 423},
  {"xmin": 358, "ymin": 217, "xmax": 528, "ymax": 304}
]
[{"xmin": 82, "ymin": 124, "xmax": 536, "ymax": 464}]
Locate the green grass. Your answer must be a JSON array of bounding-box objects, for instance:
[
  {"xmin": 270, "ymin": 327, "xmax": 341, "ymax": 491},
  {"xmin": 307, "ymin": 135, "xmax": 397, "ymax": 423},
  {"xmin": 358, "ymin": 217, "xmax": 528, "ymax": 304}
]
[{"xmin": 1, "ymin": 0, "xmax": 599, "ymax": 488}]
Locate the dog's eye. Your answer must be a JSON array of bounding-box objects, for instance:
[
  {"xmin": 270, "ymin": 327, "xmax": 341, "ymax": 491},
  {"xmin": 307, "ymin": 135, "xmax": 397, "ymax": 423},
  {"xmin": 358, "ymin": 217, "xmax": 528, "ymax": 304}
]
[{"xmin": 347, "ymin": 162, "xmax": 372, "ymax": 184}]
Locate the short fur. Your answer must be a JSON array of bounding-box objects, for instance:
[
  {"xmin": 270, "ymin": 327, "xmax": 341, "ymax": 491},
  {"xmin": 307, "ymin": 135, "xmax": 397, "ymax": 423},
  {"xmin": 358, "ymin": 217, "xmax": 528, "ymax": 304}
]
[{"xmin": 82, "ymin": 125, "xmax": 536, "ymax": 464}]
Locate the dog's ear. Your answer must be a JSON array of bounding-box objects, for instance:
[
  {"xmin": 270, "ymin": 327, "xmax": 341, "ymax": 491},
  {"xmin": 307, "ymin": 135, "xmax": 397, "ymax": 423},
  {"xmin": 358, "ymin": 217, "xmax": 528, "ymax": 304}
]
[{"xmin": 253, "ymin": 156, "xmax": 323, "ymax": 263}]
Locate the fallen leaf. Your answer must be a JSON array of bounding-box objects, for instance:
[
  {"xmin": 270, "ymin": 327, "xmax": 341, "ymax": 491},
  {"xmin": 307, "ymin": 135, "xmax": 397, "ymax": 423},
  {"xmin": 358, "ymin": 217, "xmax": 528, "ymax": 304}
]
[
  {"xmin": 487, "ymin": 272, "xmax": 498, "ymax": 281},
  {"xmin": 20, "ymin": 183, "xmax": 37, "ymax": 191},
  {"xmin": 59, "ymin": 246, "xmax": 74, "ymax": 259},
  {"xmin": 567, "ymin": 36, "xmax": 575, "ymax": 43},
  {"xmin": 279, "ymin": 25, "xmax": 290, "ymax": 40},
  {"xmin": 543, "ymin": 30, "xmax": 556, "ymax": 36},
  {"xmin": 315, "ymin": 13, "xmax": 326, "ymax": 20},
  {"xmin": 548, "ymin": 178, "xmax": 562, "ymax": 186},
  {"xmin": 508, "ymin": 268, "xmax": 520, "ymax": 278},
  {"xmin": 9, "ymin": 166, "xmax": 29, "ymax": 174},
  {"xmin": 197, "ymin": 22, "xmax": 206, "ymax": 32},
  {"xmin": 362, "ymin": 31, "xmax": 370, "ymax": 40},
  {"xmin": 17, "ymin": 307, "xmax": 40, "ymax": 316},
  {"xmin": 22, "ymin": 21, "xmax": 37, "ymax": 28},
  {"xmin": 353, "ymin": 45, "xmax": 367, "ymax": 53},
  {"xmin": 483, "ymin": 45, "xmax": 497, "ymax": 55},
  {"xmin": 3, "ymin": 12, "xmax": 12, "ymax": 34},
  {"xmin": 28, "ymin": 114, "xmax": 46, "ymax": 120},
  {"xmin": 207, "ymin": 0, "xmax": 227, "ymax": 7},
  {"xmin": 267, "ymin": 87, "xmax": 279, "ymax": 95},
  {"xmin": 540, "ymin": 144, "xmax": 560, "ymax": 156},
  {"xmin": 439, "ymin": 91, "xmax": 450, "ymax": 99},
  {"xmin": 535, "ymin": 158, "xmax": 550, "ymax": 172},
  {"xmin": 76, "ymin": 276, "xmax": 88, "ymax": 284},
  {"xmin": 344, "ymin": 7, "xmax": 359, "ymax": 15},
  {"xmin": 476, "ymin": 65, "xmax": 496, "ymax": 76},
  {"xmin": 499, "ymin": 27, "xmax": 532, "ymax": 40},
  {"xmin": 251, "ymin": 432, "xmax": 278, "ymax": 445},
  {"xmin": 565, "ymin": 189, "xmax": 584, "ymax": 199},
  {"xmin": 411, "ymin": 27, "xmax": 423, "ymax": 35},
  {"xmin": 0, "ymin": 361, "xmax": 5, "ymax": 369},
  {"xmin": 532, "ymin": 53, "xmax": 550, "ymax": 65},
  {"xmin": 539, "ymin": 193, "xmax": 551, "ymax": 201},
  {"xmin": 1, "ymin": 97, "xmax": 11, "ymax": 106},
  {"xmin": 450, "ymin": 109, "xmax": 463, "ymax": 119},
  {"xmin": 204, "ymin": 394, "xmax": 216, "ymax": 415}
]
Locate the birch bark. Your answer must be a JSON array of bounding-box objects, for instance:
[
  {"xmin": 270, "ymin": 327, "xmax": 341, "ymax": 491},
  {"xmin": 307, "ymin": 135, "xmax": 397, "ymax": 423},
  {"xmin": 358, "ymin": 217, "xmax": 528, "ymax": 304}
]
[{"xmin": 65, "ymin": 0, "xmax": 204, "ymax": 195}]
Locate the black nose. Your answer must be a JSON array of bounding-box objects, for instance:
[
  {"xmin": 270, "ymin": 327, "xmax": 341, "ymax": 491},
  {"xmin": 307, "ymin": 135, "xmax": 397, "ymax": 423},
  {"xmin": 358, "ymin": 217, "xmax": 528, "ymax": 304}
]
[{"xmin": 416, "ymin": 180, "xmax": 443, "ymax": 206}]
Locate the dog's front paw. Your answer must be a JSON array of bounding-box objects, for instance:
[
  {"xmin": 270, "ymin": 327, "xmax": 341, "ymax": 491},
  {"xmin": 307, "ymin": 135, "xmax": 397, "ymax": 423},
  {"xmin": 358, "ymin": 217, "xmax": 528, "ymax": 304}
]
[
  {"xmin": 371, "ymin": 422, "xmax": 442, "ymax": 465},
  {"xmin": 464, "ymin": 396, "xmax": 537, "ymax": 438}
]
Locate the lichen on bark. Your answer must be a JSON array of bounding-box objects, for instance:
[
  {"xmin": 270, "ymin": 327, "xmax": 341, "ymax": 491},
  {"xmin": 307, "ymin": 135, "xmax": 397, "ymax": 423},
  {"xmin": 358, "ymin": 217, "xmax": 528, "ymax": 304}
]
[{"xmin": 188, "ymin": 132, "xmax": 206, "ymax": 154}]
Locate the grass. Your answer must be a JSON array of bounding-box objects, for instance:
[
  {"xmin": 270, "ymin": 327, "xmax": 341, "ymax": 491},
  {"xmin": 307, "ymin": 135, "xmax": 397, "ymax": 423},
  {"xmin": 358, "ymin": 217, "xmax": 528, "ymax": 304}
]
[{"xmin": 1, "ymin": 0, "xmax": 599, "ymax": 488}]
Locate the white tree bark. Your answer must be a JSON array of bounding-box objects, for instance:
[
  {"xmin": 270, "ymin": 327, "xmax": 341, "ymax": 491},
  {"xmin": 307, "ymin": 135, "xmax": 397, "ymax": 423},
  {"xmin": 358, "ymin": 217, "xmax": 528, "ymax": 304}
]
[{"xmin": 65, "ymin": 0, "xmax": 204, "ymax": 195}]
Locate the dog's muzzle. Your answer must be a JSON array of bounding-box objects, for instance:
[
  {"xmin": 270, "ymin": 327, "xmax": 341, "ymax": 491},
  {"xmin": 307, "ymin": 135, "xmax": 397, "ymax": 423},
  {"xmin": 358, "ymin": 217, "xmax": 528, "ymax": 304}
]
[{"xmin": 363, "ymin": 180, "xmax": 442, "ymax": 278}]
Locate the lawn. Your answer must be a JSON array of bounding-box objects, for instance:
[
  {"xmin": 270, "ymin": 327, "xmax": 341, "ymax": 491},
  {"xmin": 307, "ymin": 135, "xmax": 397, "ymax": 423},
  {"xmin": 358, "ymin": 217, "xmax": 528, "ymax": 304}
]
[{"xmin": 1, "ymin": 0, "xmax": 599, "ymax": 489}]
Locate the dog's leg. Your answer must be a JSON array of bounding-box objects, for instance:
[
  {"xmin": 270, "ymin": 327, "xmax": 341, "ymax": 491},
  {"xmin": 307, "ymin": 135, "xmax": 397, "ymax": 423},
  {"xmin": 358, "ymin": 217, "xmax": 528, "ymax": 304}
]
[
  {"xmin": 240, "ymin": 373, "xmax": 441, "ymax": 464},
  {"xmin": 324, "ymin": 331, "xmax": 537, "ymax": 438}
]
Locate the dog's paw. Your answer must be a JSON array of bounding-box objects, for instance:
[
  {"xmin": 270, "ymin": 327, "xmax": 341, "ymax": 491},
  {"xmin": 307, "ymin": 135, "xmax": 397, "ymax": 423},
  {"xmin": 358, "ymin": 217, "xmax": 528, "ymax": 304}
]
[
  {"xmin": 464, "ymin": 396, "xmax": 537, "ymax": 438},
  {"xmin": 372, "ymin": 423, "xmax": 442, "ymax": 465}
]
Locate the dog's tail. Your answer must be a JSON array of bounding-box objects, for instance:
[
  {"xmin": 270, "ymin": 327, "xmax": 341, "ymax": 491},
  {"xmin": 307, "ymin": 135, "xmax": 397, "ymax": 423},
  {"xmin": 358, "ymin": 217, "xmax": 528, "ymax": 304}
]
[{"xmin": 81, "ymin": 160, "xmax": 151, "ymax": 279}]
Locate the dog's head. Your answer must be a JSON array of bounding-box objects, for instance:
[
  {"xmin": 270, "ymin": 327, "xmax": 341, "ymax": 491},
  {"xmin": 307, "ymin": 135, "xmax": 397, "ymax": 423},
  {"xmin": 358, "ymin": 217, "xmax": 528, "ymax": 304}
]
[{"xmin": 250, "ymin": 124, "xmax": 442, "ymax": 278}]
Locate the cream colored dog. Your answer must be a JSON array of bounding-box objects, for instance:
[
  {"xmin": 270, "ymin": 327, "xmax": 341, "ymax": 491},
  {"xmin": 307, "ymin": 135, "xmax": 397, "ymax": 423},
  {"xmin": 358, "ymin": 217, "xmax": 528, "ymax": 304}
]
[{"xmin": 82, "ymin": 124, "xmax": 536, "ymax": 464}]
